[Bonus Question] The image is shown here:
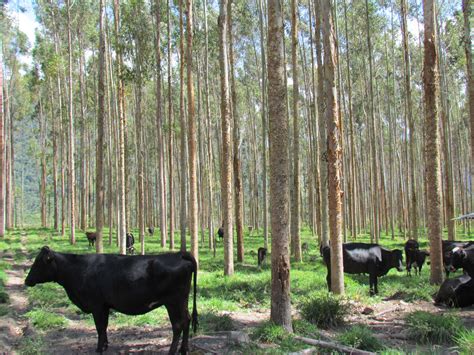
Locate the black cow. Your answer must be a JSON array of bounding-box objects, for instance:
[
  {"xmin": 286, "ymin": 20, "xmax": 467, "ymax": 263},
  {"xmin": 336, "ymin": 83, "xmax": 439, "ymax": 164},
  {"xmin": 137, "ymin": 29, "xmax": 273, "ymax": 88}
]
[
  {"xmin": 86, "ymin": 232, "xmax": 97, "ymax": 247},
  {"xmin": 148, "ymin": 227, "xmax": 154, "ymax": 236},
  {"xmin": 217, "ymin": 226, "xmax": 224, "ymax": 241},
  {"xmin": 412, "ymin": 250, "xmax": 430, "ymax": 276},
  {"xmin": 404, "ymin": 239, "xmax": 419, "ymax": 276},
  {"xmin": 323, "ymin": 243, "xmax": 403, "ymax": 295},
  {"xmin": 25, "ymin": 247, "xmax": 198, "ymax": 354},
  {"xmin": 442, "ymin": 241, "xmax": 474, "ymax": 277},
  {"xmin": 446, "ymin": 244, "xmax": 474, "ymax": 277},
  {"xmin": 434, "ymin": 274, "xmax": 474, "ymax": 308},
  {"xmin": 302, "ymin": 243, "xmax": 309, "ymax": 254},
  {"xmin": 126, "ymin": 233, "xmax": 135, "ymax": 255},
  {"xmin": 257, "ymin": 247, "xmax": 267, "ymax": 266}
]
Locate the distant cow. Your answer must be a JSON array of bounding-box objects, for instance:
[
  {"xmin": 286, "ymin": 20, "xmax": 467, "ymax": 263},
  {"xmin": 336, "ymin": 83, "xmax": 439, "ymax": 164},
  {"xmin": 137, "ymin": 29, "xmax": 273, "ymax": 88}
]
[
  {"xmin": 446, "ymin": 244, "xmax": 474, "ymax": 277},
  {"xmin": 25, "ymin": 247, "xmax": 198, "ymax": 354},
  {"xmin": 435, "ymin": 274, "xmax": 474, "ymax": 308},
  {"xmin": 442, "ymin": 241, "xmax": 474, "ymax": 277},
  {"xmin": 302, "ymin": 243, "xmax": 309, "ymax": 254},
  {"xmin": 404, "ymin": 239, "xmax": 419, "ymax": 276},
  {"xmin": 412, "ymin": 250, "xmax": 430, "ymax": 276},
  {"xmin": 148, "ymin": 227, "xmax": 154, "ymax": 236},
  {"xmin": 85, "ymin": 232, "xmax": 96, "ymax": 248},
  {"xmin": 217, "ymin": 226, "xmax": 224, "ymax": 241},
  {"xmin": 323, "ymin": 243, "xmax": 403, "ymax": 295},
  {"xmin": 258, "ymin": 247, "xmax": 267, "ymax": 266},
  {"xmin": 126, "ymin": 233, "xmax": 135, "ymax": 255}
]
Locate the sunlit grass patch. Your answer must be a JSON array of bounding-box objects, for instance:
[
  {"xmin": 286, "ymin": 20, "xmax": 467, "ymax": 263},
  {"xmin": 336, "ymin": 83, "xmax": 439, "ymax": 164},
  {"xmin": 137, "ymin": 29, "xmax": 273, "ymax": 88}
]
[
  {"xmin": 292, "ymin": 319, "xmax": 319, "ymax": 338},
  {"xmin": 406, "ymin": 311, "xmax": 464, "ymax": 344},
  {"xmin": 337, "ymin": 325, "xmax": 385, "ymax": 351},
  {"xmin": 198, "ymin": 311, "xmax": 235, "ymax": 333},
  {"xmin": 18, "ymin": 334, "xmax": 45, "ymax": 355},
  {"xmin": 109, "ymin": 308, "xmax": 168, "ymax": 328},
  {"xmin": 26, "ymin": 309, "xmax": 68, "ymax": 330},
  {"xmin": 251, "ymin": 321, "xmax": 290, "ymax": 343},
  {"xmin": 456, "ymin": 329, "xmax": 474, "ymax": 354},
  {"xmin": 299, "ymin": 293, "xmax": 349, "ymax": 328},
  {"xmin": 27, "ymin": 283, "xmax": 70, "ymax": 308}
]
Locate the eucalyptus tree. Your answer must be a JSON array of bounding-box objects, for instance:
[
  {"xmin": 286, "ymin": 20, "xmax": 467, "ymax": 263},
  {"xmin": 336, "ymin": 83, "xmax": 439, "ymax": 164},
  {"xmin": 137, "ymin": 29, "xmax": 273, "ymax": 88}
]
[
  {"xmin": 268, "ymin": 0, "xmax": 292, "ymax": 332},
  {"xmin": 423, "ymin": 0, "xmax": 443, "ymax": 284}
]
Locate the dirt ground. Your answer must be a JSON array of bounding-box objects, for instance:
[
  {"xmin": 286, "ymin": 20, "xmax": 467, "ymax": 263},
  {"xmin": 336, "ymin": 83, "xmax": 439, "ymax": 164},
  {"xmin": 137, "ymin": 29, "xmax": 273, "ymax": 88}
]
[{"xmin": 1, "ymin": 241, "xmax": 473, "ymax": 354}]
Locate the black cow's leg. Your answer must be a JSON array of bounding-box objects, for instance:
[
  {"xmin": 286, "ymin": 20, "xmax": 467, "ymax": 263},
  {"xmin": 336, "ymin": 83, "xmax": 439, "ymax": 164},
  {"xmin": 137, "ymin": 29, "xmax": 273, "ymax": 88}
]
[
  {"xmin": 178, "ymin": 306, "xmax": 191, "ymax": 354},
  {"xmin": 166, "ymin": 304, "xmax": 185, "ymax": 355},
  {"xmin": 326, "ymin": 268, "xmax": 332, "ymax": 291},
  {"xmin": 93, "ymin": 308, "xmax": 110, "ymax": 353},
  {"xmin": 369, "ymin": 273, "xmax": 376, "ymax": 296}
]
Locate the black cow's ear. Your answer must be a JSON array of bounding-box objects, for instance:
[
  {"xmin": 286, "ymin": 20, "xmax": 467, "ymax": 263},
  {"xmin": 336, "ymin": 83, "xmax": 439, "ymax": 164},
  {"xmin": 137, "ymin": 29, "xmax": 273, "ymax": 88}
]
[{"xmin": 460, "ymin": 249, "xmax": 467, "ymax": 259}]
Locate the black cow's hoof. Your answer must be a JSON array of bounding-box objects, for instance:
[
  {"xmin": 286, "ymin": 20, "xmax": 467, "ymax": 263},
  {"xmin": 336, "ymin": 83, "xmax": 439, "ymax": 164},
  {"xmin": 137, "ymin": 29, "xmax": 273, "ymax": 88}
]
[{"xmin": 96, "ymin": 343, "xmax": 108, "ymax": 353}]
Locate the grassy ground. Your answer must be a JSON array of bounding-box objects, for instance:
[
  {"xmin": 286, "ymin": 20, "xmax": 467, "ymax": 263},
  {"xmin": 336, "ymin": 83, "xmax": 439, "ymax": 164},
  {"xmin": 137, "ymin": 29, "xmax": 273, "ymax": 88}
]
[{"xmin": 1, "ymin": 226, "xmax": 473, "ymax": 353}]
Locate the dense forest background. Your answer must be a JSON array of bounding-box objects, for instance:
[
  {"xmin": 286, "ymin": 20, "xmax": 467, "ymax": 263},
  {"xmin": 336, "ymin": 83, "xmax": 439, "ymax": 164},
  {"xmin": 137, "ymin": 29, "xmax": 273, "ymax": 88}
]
[{"xmin": 0, "ymin": 0, "xmax": 471, "ymax": 245}]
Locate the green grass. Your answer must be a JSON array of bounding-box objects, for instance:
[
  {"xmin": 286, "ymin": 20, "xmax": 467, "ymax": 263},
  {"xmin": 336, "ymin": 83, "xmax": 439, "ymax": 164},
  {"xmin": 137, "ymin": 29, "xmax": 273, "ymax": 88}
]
[
  {"xmin": 18, "ymin": 335, "xmax": 45, "ymax": 355},
  {"xmin": 299, "ymin": 293, "xmax": 349, "ymax": 328},
  {"xmin": 1, "ymin": 226, "xmax": 473, "ymax": 353},
  {"xmin": 405, "ymin": 311, "xmax": 464, "ymax": 344},
  {"xmin": 252, "ymin": 322, "xmax": 290, "ymax": 343},
  {"xmin": 0, "ymin": 303, "xmax": 9, "ymax": 316},
  {"xmin": 455, "ymin": 329, "xmax": 474, "ymax": 354},
  {"xmin": 337, "ymin": 325, "xmax": 385, "ymax": 351},
  {"xmin": 26, "ymin": 309, "xmax": 68, "ymax": 330},
  {"xmin": 198, "ymin": 311, "xmax": 235, "ymax": 333}
]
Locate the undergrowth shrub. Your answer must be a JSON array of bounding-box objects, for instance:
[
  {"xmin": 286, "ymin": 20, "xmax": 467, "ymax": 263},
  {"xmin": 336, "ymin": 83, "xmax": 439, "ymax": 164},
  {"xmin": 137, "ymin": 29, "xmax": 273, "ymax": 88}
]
[
  {"xmin": 292, "ymin": 319, "xmax": 319, "ymax": 338},
  {"xmin": 26, "ymin": 309, "xmax": 67, "ymax": 330},
  {"xmin": 198, "ymin": 311, "xmax": 235, "ymax": 333},
  {"xmin": 18, "ymin": 335, "xmax": 45, "ymax": 355},
  {"xmin": 299, "ymin": 293, "xmax": 349, "ymax": 328},
  {"xmin": 337, "ymin": 325, "xmax": 384, "ymax": 351},
  {"xmin": 456, "ymin": 329, "xmax": 474, "ymax": 354},
  {"xmin": 251, "ymin": 322, "xmax": 290, "ymax": 343},
  {"xmin": 405, "ymin": 311, "xmax": 464, "ymax": 344}
]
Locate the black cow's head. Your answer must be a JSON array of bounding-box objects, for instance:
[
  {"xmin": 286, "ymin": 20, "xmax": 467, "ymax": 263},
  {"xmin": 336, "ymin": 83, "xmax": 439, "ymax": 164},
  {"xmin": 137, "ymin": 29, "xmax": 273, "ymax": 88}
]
[
  {"xmin": 25, "ymin": 246, "xmax": 57, "ymax": 287},
  {"xmin": 392, "ymin": 249, "xmax": 404, "ymax": 272},
  {"xmin": 446, "ymin": 247, "xmax": 466, "ymax": 273}
]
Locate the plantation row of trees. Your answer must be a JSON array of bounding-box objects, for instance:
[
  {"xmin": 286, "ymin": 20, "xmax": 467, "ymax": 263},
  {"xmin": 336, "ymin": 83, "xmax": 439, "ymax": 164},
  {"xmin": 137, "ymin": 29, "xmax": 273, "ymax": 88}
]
[{"xmin": 0, "ymin": 0, "xmax": 472, "ymax": 327}]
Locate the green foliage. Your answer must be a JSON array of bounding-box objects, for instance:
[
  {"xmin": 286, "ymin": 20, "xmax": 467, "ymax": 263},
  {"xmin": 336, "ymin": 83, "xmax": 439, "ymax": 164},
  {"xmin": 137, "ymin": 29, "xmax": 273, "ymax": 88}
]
[
  {"xmin": 337, "ymin": 325, "xmax": 385, "ymax": 351},
  {"xmin": 251, "ymin": 322, "xmax": 290, "ymax": 343},
  {"xmin": 18, "ymin": 335, "xmax": 45, "ymax": 355},
  {"xmin": 405, "ymin": 311, "xmax": 464, "ymax": 344},
  {"xmin": 198, "ymin": 311, "xmax": 235, "ymax": 333},
  {"xmin": 455, "ymin": 329, "xmax": 474, "ymax": 354},
  {"xmin": 26, "ymin": 309, "xmax": 67, "ymax": 330},
  {"xmin": 109, "ymin": 308, "xmax": 167, "ymax": 328},
  {"xmin": 0, "ymin": 304, "xmax": 9, "ymax": 316},
  {"xmin": 0, "ymin": 289, "xmax": 9, "ymax": 303},
  {"xmin": 299, "ymin": 293, "xmax": 349, "ymax": 328},
  {"xmin": 27, "ymin": 283, "xmax": 69, "ymax": 308},
  {"xmin": 292, "ymin": 319, "xmax": 319, "ymax": 338}
]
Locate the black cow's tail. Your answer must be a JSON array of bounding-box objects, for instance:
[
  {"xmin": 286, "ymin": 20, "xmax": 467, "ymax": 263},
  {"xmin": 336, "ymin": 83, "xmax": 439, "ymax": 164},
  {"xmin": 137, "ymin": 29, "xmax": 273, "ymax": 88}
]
[{"xmin": 182, "ymin": 252, "xmax": 198, "ymax": 333}]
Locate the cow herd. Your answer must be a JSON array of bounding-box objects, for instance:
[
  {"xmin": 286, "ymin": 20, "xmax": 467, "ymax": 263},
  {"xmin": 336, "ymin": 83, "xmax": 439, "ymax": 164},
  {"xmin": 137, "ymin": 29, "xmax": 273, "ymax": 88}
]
[{"xmin": 24, "ymin": 234, "xmax": 474, "ymax": 354}]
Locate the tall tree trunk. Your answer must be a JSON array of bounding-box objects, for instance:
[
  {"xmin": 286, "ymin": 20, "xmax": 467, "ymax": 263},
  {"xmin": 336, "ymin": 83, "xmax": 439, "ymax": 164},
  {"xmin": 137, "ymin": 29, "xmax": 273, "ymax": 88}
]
[
  {"xmin": 228, "ymin": 0, "xmax": 244, "ymax": 263},
  {"xmin": 323, "ymin": 0, "xmax": 344, "ymax": 295},
  {"xmin": 113, "ymin": 0, "xmax": 127, "ymax": 254},
  {"xmin": 268, "ymin": 0, "xmax": 292, "ymax": 333},
  {"xmin": 219, "ymin": 0, "xmax": 234, "ymax": 276},
  {"xmin": 0, "ymin": 57, "xmax": 4, "ymax": 237},
  {"xmin": 315, "ymin": 0, "xmax": 328, "ymax": 247},
  {"xmin": 179, "ymin": 0, "xmax": 187, "ymax": 252},
  {"xmin": 291, "ymin": 0, "xmax": 301, "ymax": 261},
  {"xmin": 66, "ymin": 0, "xmax": 76, "ymax": 244},
  {"xmin": 463, "ymin": 0, "xmax": 473, "ymax": 178},
  {"xmin": 258, "ymin": 0, "xmax": 268, "ymax": 248},
  {"xmin": 156, "ymin": 0, "xmax": 168, "ymax": 249},
  {"xmin": 401, "ymin": 0, "xmax": 417, "ymax": 240},
  {"xmin": 204, "ymin": 0, "xmax": 214, "ymax": 252},
  {"xmin": 39, "ymin": 99, "xmax": 47, "ymax": 227},
  {"xmin": 96, "ymin": 0, "xmax": 106, "ymax": 253},
  {"xmin": 423, "ymin": 0, "xmax": 443, "ymax": 285},
  {"xmin": 186, "ymin": 0, "xmax": 199, "ymax": 262},
  {"xmin": 365, "ymin": 0, "xmax": 380, "ymax": 242},
  {"xmin": 168, "ymin": 0, "xmax": 175, "ymax": 250}
]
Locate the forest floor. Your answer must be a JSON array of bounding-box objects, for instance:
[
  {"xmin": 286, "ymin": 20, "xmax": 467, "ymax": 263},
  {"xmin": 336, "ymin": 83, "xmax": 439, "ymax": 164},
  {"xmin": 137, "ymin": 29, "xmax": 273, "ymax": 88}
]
[{"xmin": 1, "ymin": 227, "xmax": 473, "ymax": 354}]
